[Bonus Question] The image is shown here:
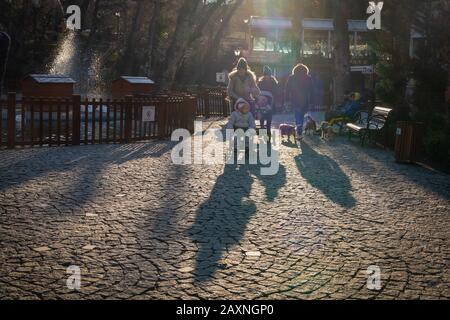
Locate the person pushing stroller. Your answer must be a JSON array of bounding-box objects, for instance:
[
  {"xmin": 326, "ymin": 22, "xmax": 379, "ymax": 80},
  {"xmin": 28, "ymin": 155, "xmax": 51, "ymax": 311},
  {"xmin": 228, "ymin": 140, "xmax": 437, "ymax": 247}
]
[{"xmin": 227, "ymin": 58, "xmax": 261, "ymax": 115}]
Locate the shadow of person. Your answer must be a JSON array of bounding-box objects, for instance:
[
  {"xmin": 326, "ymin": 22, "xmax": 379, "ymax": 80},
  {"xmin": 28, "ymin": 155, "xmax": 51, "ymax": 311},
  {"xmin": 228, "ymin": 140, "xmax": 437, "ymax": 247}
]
[
  {"xmin": 0, "ymin": 142, "xmax": 174, "ymax": 204},
  {"xmin": 281, "ymin": 139, "xmax": 299, "ymax": 149},
  {"xmin": 189, "ymin": 164, "xmax": 255, "ymax": 283},
  {"xmin": 249, "ymin": 162, "xmax": 287, "ymax": 202},
  {"xmin": 189, "ymin": 161, "xmax": 286, "ymax": 283},
  {"xmin": 295, "ymin": 140, "xmax": 356, "ymax": 208}
]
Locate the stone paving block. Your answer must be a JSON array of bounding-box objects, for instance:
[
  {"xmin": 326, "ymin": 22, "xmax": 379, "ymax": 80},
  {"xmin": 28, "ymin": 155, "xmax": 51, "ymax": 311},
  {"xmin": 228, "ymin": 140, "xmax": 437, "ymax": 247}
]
[{"xmin": 0, "ymin": 123, "xmax": 449, "ymax": 300}]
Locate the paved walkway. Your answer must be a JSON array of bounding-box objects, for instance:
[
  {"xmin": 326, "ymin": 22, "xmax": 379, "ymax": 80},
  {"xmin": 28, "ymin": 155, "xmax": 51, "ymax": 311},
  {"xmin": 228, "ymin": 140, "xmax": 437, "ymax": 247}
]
[{"xmin": 0, "ymin": 119, "xmax": 449, "ymax": 300}]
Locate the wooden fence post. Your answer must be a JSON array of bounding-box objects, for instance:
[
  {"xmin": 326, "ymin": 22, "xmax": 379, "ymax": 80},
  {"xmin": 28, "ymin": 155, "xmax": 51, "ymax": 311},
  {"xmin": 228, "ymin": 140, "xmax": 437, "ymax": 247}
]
[
  {"xmin": 72, "ymin": 94, "xmax": 81, "ymax": 146},
  {"xmin": 204, "ymin": 90, "xmax": 210, "ymax": 119},
  {"xmin": 7, "ymin": 92, "xmax": 16, "ymax": 149},
  {"xmin": 189, "ymin": 97, "xmax": 196, "ymax": 134},
  {"xmin": 157, "ymin": 100, "xmax": 165, "ymax": 139},
  {"xmin": 124, "ymin": 95, "xmax": 133, "ymax": 142},
  {"xmin": 222, "ymin": 91, "xmax": 228, "ymax": 117}
]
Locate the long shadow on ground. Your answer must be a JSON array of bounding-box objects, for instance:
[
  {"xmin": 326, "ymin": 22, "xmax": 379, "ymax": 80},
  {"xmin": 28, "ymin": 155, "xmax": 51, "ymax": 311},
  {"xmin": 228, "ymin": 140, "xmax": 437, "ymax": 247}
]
[
  {"xmin": 0, "ymin": 142, "xmax": 175, "ymax": 208},
  {"xmin": 295, "ymin": 139, "xmax": 356, "ymax": 208},
  {"xmin": 326, "ymin": 137, "xmax": 450, "ymax": 201},
  {"xmin": 189, "ymin": 162, "xmax": 286, "ymax": 283}
]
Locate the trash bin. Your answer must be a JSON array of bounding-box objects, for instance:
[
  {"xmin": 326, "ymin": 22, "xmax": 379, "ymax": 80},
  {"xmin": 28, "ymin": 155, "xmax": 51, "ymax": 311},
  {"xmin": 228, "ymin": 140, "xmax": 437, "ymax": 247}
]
[{"xmin": 395, "ymin": 121, "xmax": 423, "ymax": 163}]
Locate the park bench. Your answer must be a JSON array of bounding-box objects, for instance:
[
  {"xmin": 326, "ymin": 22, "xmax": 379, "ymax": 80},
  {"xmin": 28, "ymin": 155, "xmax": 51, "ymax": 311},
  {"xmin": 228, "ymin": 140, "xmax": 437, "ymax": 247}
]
[{"xmin": 346, "ymin": 106, "xmax": 393, "ymax": 146}]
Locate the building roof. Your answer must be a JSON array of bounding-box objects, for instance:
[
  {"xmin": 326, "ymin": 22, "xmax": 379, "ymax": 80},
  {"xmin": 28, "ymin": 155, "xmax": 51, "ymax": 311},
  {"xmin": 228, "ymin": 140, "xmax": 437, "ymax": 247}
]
[
  {"xmin": 249, "ymin": 16, "xmax": 293, "ymax": 30},
  {"xmin": 27, "ymin": 74, "xmax": 76, "ymax": 84},
  {"xmin": 302, "ymin": 19, "xmax": 369, "ymax": 32},
  {"xmin": 119, "ymin": 76, "xmax": 155, "ymax": 84}
]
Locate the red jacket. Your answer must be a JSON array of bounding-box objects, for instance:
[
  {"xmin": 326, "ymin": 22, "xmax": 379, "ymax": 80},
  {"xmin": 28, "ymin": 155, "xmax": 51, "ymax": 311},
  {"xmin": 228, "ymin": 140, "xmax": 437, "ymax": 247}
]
[
  {"xmin": 258, "ymin": 76, "xmax": 279, "ymax": 95},
  {"xmin": 258, "ymin": 76, "xmax": 279, "ymax": 107}
]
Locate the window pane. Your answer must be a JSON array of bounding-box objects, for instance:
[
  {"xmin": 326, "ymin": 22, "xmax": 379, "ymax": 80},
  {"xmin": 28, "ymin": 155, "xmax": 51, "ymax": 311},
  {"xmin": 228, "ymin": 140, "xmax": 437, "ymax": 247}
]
[
  {"xmin": 278, "ymin": 41, "xmax": 292, "ymax": 54},
  {"xmin": 351, "ymin": 33, "xmax": 369, "ymax": 58},
  {"xmin": 303, "ymin": 31, "xmax": 329, "ymax": 57},
  {"xmin": 266, "ymin": 39, "xmax": 275, "ymax": 52},
  {"xmin": 253, "ymin": 37, "xmax": 266, "ymax": 51}
]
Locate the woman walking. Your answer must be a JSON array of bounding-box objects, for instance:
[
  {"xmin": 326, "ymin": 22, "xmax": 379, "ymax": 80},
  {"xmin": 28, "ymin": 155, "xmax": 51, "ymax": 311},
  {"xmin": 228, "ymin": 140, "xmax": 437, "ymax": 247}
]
[
  {"xmin": 285, "ymin": 63, "xmax": 313, "ymax": 140},
  {"xmin": 256, "ymin": 66, "xmax": 278, "ymax": 131},
  {"xmin": 257, "ymin": 66, "xmax": 279, "ymax": 104},
  {"xmin": 227, "ymin": 58, "xmax": 260, "ymax": 113}
]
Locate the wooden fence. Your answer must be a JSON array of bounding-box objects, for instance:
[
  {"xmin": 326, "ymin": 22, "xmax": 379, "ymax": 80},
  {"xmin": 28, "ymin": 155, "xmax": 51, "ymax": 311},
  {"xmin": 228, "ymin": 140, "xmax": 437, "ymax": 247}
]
[
  {"xmin": 135, "ymin": 87, "xmax": 230, "ymax": 119},
  {"xmin": 195, "ymin": 87, "xmax": 230, "ymax": 118},
  {"xmin": 0, "ymin": 93, "xmax": 197, "ymax": 149}
]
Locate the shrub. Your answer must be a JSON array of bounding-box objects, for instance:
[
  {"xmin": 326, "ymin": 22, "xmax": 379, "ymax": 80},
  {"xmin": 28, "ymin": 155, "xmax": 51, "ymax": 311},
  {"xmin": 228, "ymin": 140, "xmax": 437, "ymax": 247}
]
[{"xmin": 421, "ymin": 114, "xmax": 450, "ymax": 164}]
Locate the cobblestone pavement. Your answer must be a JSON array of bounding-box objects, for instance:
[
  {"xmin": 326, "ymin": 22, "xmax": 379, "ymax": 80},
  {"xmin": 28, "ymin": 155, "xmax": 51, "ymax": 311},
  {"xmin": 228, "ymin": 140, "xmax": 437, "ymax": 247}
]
[{"xmin": 0, "ymin": 120, "xmax": 449, "ymax": 300}]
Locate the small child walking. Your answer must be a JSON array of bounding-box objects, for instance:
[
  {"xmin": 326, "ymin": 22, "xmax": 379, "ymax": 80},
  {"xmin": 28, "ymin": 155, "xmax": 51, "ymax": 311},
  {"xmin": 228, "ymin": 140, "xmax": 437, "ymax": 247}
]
[{"xmin": 255, "ymin": 91, "xmax": 274, "ymax": 131}]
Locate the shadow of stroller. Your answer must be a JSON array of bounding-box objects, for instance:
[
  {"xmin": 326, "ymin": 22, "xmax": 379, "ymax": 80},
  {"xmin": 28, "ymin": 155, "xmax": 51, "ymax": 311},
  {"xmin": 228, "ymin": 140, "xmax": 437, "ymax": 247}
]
[
  {"xmin": 295, "ymin": 141, "xmax": 356, "ymax": 208},
  {"xmin": 189, "ymin": 162, "xmax": 286, "ymax": 283}
]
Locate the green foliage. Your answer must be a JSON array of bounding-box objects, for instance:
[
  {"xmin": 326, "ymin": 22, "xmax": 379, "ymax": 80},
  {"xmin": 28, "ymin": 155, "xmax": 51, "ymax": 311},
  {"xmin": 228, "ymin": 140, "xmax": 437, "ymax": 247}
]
[
  {"xmin": 410, "ymin": 46, "xmax": 449, "ymax": 166},
  {"xmin": 368, "ymin": 0, "xmax": 450, "ymax": 166},
  {"xmin": 374, "ymin": 59, "xmax": 408, "ymax": 105},
  {"xmin": 412, "ymin": 54, "xmax": 447, "ymax": 114},
  {"xmin": 414, "ymin": 112, "xmax": 450, "ymax": 165},
  {"xmin": 424, "ymin": 126, "xmax": 450, "ymax": 163}
]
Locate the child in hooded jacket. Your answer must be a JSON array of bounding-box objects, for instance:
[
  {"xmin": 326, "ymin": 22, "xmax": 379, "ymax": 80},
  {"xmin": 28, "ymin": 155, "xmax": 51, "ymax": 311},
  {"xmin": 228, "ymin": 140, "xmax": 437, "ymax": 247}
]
[{"xmin": 227, "ymin": 98, "xmax": 256, "ymax": 131}]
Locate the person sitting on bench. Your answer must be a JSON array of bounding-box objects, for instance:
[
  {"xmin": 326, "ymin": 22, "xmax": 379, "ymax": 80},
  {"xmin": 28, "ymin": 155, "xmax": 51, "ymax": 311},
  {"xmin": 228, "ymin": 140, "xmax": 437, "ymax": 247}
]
[{"xmin": 326, "ymin": 92, "xmax": 363, "ymax": 127}]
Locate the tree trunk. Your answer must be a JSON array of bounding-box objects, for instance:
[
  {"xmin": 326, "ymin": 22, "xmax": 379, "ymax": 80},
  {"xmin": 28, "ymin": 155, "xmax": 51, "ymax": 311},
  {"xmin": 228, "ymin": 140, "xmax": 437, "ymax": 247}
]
[
  {"xmin": 121, "ymin": 0, "xmax": 151, "ymax": 75},
  {"xmin": 148, "ymin": 0, "xmax": 163, "ymax": 78},
  {"xmin": 84, "ymin": 0, "xmax": 102, "ymax": 47},
  {"xmin": 159, "ymin": 0, "xmax": 202, "ymax": 89},
  {"xmin": 0, "ymin": 32, "xmax": 11, "ymax": 96},
  {"xmin": 332, "ymin": 0, "xmax": 352, "ymax": 105},
  {"xmin": 187, "ymin": 0, "xmax": 226, "ymax": 47},
  {"xmin": 293, "ymin": 0, "xmax": 306, "ymax": 63},
  {"xmin": 84, "ymin": 0, "xmax": 99, "ymax": 31},
  {"xmin": 391, "ymin": 0, "xmax": 414, "ymax": 114},
  {"xmin": 197, "ymin": 0, "xmax": 244, "ymax": 83},
  {"xmin": 10, "ymin": 1, "xmax": 34, "ymax": 70}
]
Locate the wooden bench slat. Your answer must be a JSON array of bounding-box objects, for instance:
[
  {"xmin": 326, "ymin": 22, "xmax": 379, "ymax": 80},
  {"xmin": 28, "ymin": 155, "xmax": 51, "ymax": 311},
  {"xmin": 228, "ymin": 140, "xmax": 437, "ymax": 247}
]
[
  {"xmin": 346, "ymin": 106, "xmax": 393, "ymax": 146},
  {"xmin": 346, "ymin": 123, "xmax": 365, "ymax": 132},
  {"xmin": 372, "ymin": 106, "xmax": 392, "ymax": 117}
]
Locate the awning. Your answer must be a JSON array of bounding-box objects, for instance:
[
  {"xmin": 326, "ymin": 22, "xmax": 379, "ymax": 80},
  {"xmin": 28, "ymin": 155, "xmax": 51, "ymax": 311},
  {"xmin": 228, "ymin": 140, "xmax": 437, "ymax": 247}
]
[
  {"xmin": 348, "ymin": 20, "xmax": 369, "ymax": 32},
  {"xmin": 302, "ymin": 19, "xmax": 334, "ymax": 31},
  {"xmin": 302, "ymin": 19, "xmax": 369, "ymax": 32},
  {"xmin": 249, "ymin": 16, "xmax": 293, "ymax": 30}
]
